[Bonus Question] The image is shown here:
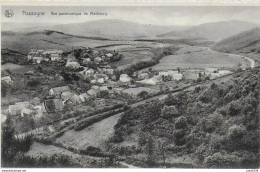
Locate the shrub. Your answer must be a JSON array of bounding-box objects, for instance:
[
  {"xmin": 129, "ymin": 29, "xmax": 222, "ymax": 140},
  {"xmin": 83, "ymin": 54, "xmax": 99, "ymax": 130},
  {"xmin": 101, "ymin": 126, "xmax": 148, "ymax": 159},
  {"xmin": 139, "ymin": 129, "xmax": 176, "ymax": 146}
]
[
  {"xmin": 175, "ymin": 116, "xmax": 187, "ymax": 129},
  {"xmin": 161, "ymin": 105, "xmax": 179, "ymax": 119}
]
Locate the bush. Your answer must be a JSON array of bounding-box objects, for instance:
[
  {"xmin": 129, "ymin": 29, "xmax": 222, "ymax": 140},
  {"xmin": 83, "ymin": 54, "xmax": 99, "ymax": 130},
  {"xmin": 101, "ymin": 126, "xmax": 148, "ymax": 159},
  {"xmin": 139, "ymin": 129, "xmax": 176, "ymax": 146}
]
[
  {"xmin": 175, "ymin": 116, "xmax": 187, "ymax": 129},
  {"xmin": 161, "ymin": 105, "xmax": 179, "ymax": 119}
]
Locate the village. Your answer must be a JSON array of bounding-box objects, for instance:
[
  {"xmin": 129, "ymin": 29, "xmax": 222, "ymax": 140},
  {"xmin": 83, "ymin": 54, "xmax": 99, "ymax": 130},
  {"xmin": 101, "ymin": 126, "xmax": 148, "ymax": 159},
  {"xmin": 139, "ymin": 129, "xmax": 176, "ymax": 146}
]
[{"xmin": 1, "ymin": 47, "xmax": 237, "ymax": 139}]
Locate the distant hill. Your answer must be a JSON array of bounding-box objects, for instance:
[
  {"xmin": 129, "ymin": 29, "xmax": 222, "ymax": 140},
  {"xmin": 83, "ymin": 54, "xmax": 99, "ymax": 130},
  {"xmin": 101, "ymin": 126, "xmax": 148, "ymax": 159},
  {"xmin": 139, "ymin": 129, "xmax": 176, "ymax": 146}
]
[
  {"xmin": 1, "ymin": 30, "xmax": 97, "ymax": 54},
  {"xmin": 159, "ymin": 20, "xmax": 259, "ymax": 41},
  {"xmin": 212, "ymin": 27, "xmax": 260, "ymax": 54},
  {"xmin": 3, "ymin": 19, "xmax": 186, "ymax": 39}
]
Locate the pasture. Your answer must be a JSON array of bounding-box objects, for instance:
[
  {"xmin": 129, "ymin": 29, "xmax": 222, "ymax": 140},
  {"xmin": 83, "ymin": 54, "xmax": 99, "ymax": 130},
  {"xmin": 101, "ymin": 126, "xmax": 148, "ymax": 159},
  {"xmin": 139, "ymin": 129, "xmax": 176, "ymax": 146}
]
[
  {"xmin": 55, "ymin": 113, "xmax": 122, "ymax": 150},
  {"xmin": 151, "ymin": 45, "xmax": 250, "ymax": 70}
]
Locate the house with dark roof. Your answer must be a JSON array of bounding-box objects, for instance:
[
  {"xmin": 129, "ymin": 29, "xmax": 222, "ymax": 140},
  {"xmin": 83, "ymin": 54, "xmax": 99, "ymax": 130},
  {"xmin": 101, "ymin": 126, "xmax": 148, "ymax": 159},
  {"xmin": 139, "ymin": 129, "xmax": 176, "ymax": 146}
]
[
  {"xmin": 44, "ymin": 99, "xmax": 64, "ymax": 112},
  {"xmin": 49, "ymin": 86, "xmax": 70, "ymax": 96}
]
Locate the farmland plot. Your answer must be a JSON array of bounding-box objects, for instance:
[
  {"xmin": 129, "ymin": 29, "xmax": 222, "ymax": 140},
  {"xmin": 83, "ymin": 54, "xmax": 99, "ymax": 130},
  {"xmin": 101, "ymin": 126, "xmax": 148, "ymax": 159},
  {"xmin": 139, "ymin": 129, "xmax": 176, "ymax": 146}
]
[
  {"xmin": 56, "ymin": 113, "xmax": 123, "ymax": 150},
  {"xmin": 151, "ymin": 45, "xmax": 250, "ymax": 70}
]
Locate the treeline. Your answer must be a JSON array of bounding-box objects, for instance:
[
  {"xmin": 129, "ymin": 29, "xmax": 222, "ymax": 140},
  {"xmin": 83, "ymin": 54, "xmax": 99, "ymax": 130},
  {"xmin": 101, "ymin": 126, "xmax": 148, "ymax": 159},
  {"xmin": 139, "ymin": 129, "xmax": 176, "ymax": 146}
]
[
  {"xmin": 1, "ymin": 123, "xmax": 80, "ymax": 167},
  {"xmin": 74, "ymin": 105, "xmax": 129, "ymax": 131},
  {"xmin": 110, "ymin": 67, "xmax": 260, "ymax": 168},
  {"xmin": 114, "ymin": 46, "xmax": 179, "ymax": 78}
]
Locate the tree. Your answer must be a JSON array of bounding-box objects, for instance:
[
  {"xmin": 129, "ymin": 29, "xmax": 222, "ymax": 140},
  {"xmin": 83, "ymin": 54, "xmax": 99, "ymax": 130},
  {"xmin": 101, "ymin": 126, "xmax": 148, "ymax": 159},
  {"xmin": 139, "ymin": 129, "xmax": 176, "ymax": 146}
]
[
  {"xmin": 145, "ymin": 135, "xmax": 156, "ymax": 167},
  {"xmin": 137, "ymin": 91, "xmax": 149, "ymax": 99}
]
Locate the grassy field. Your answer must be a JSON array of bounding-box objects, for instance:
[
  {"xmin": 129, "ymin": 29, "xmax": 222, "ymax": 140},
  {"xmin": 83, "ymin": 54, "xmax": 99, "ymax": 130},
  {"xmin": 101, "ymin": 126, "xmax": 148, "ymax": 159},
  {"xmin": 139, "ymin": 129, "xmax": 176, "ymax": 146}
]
[
  {"xmin": 26, "ymin": 142, "xmax": 103, "ymax": 167},
  {"xmin": 1, "ymin": 63, "xmax": 24, "ymax": 71},
  {"xmin": 151, "ymin": 45, "xmax": 250, "ymax": 70},
  {"xmin": 122, "ymin": 87, "xmax": 160, "ymax": 96},
  {"xmin": 56, "ymin": 113, "xmax": 123, "ymax": 150}
]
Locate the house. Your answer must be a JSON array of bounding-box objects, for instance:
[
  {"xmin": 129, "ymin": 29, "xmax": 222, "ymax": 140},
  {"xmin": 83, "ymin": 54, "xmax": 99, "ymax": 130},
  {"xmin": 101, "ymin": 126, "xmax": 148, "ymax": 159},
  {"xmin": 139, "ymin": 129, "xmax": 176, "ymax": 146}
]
[
  {"xmin": 100, "ymin": 86, "xmax": 109, "ymax": 91},
  {"xmin": 87, "ymin": 89, "xmax": 97, "ymax": 97},
  {"xmin": 49, "ymin": 86, "xmax": 70, "ymax": 96},
  {"xmin": 114, "ymin": 87, "xmax": 124, "ymax": 94},
  {"xmin": 1, "ymin": 76, "xmax": 12, "ymax": 84},
  {"xmin": 219, "ymin": 70, "xmax": 232, "ymax": 76},
  {"xmin": 168, "ymin": 70, "xmax": 179, "ymax": 75},
  {"xmin": 32, "ymin": 57, "xmax": 43, "ymax": 64},
  {"xmin": 30, "ymin": 97, "xmax": 41, "ymax": 105},
  {"xmin": 48, "ymin": 125, "xmax": 55, "ymax": 133},
  {"xmin": 209, "ymin": 73, "xmax": 222, "ymax": 79},
  {"xmin": 205, "ymin": 68, "xmax": 218, "ymax": 75},
  {"xmin": 120, "ymin": 74, "xmax": 132, "ymax": 83},
  {"xmin": 67, "ymin": 54, "xmax": 77, "ymax": 62},
  {"xmin": 50, "ymin": 54, "xmax": 62, "ymax": 62},
  {"xmin": 184, "ymin": 72, "xmax": 199, "ymax": 80},
  {"xmin": 9, "ymin": 102, "xmax": 30, "ymax": 116},
  {"xmin": 79, "ymin": 93, "xmax": 90, "ymax": 102},
  {"xmin": 21, "ymin": 108, "xmax": 35, "ymax": 118},
  {"xmin": 105, "ymin": 53, "xmax": 113, "ymax": 58},
  {"xmin": 69, "ymin": 94, "xmax": 82, "ymax": 105},
  {"xmin": 85, "ymin": 69, "xmax": 95, "ymax": 75},
  {"xmin": 137, "ymin": 75, "xmax": 162, "ymax": 85},
  {"xmin": 159, "ymin": 71, "xmax": 169, "ymax": 76},
  {"xmin": 94, "ymin": 57, "xmax": 102, "ymax": 64},
  {"xmin": 91, "ymin": 85, "xmax": 100, "ymax": 91},
  {"xmin": 44, "ymin": 99, "xmax": 64, "ymax": 112},
  {"xmin": 95, "ymin": 74, "xmax": 109, "ymax": 80},
  {"xmin": 27, "ymin": 53, "xmax": 33, "ymax": 60},
  {"xmin": 97, "ymin": 78, "xmax": 105, "ymax": 84},
  {"xmin": 103, "ymin": 68, "xmax": 114, "ymax": 75},
  {"xmin": 2, "ymin": 114, "xmax": 7, "ymax": 124},
  {"xmin": 65, "ymin": 61, "xmax": 80, "ymax": 69},
  {"xmin": 171, "ymin": 74, "xmax": 183, "ymax": 81},
  {"xmin": 61, "ymin": 91, "xmax": 73, "ymax": 101},
  {"xmin": 138, "ymin": 73, "xmax": 149, "ymax": 80},
  {"xmin": 82, "ymin": 58, "xmax": 92, "ymax": 65}
]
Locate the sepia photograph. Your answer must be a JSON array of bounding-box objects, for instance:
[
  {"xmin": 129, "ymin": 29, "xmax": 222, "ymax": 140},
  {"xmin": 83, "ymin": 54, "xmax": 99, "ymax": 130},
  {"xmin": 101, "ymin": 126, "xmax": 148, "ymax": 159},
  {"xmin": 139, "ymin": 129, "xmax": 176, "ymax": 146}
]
[{"xmin": 1, "ymin": 3, "xmax": 260, "ymax": 169}]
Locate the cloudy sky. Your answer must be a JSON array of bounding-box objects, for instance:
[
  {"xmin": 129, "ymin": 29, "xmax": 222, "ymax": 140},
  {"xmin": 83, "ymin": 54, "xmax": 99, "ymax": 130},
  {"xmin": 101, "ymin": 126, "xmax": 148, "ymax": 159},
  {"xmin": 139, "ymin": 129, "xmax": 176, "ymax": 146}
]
[{"xmin": 2, "ymin": 6, "xmax": 260, "ymax": 26}]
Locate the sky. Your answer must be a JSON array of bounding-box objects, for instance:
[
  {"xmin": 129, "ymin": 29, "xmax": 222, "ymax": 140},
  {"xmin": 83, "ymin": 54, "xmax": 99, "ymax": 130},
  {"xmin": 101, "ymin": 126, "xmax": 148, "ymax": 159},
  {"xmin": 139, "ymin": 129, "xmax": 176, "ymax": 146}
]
[{"xmin": 2, "ymin": 6, "xmax": 260, "ymax": 26}]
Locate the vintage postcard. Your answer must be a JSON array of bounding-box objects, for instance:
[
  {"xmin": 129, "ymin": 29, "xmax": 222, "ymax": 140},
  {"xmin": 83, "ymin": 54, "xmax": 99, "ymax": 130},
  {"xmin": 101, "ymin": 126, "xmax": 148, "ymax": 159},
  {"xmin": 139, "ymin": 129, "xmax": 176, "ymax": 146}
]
[{"xmin": 1, "ymin": 1, "xmax": 260, "ymax": 170}]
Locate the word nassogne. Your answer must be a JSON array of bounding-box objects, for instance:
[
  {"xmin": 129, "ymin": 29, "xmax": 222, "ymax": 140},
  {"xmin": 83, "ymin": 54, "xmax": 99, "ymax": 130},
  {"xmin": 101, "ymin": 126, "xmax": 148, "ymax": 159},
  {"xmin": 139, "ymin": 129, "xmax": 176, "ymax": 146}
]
[{"xmin": 22, "ymin": 11, "xmax": 45, "ymax": 17}]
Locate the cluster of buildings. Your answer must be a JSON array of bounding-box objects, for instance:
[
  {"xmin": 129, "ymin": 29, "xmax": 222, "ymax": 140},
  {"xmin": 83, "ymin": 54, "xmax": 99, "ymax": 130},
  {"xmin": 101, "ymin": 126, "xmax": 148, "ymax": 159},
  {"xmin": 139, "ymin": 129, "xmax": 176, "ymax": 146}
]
[
  {"xmin": 135, "ymin": 68, "xmax": 233, "ymax": 85},
  {"xmin": 27, "ymin": 49, "xmax": 64, "ymax": 63}
]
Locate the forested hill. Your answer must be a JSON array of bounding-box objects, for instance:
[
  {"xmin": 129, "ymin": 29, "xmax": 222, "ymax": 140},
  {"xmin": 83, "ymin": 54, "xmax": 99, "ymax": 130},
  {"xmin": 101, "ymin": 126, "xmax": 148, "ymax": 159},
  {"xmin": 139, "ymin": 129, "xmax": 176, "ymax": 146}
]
[{"xmin": 109, "ymin": 67, "xmax": 260, "ymax": 168}]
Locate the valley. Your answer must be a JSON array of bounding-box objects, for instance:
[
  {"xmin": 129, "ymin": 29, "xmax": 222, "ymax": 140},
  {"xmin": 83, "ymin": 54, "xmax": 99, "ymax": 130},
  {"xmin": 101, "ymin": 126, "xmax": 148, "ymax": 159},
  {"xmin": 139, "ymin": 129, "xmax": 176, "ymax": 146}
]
[{"xmin": 2, "ymin": 18, "xmax": 259, "ymax": 168}]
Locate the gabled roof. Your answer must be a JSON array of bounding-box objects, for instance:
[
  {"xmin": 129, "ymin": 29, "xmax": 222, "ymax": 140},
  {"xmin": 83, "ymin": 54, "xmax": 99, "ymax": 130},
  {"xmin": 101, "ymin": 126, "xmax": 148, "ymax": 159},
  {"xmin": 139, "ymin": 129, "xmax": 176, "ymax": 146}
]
[
  {"xmin": 50, "ymin": 86, "xmax": 70, "ymax": 94},
  {"xmin": 87, "ymin": 89, "xmax": 97, "ymax": 96},
  {"xmin": 44, "ymin": 99, "xmax": 63, "ymax": 111}
]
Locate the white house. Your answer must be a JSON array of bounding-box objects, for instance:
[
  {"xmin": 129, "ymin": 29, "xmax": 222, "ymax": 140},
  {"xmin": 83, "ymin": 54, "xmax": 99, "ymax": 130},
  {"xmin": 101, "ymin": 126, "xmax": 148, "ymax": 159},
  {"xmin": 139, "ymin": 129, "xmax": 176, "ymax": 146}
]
[
  {"xmin": 87, "ymin": 89, "xmax": 97, "ymax": 97},
  {"xmin": 94, "ymin": 57, "xmax": 102, "ymax": 64},
  {"xmin": 50, "ymin": 54, "xmax": 62, "ymax": 62},
  {"xmin": 32, "ymin": 57, "xmax": 43, "ymax": 64},
  {"xmin": 9, "ymin": 102, "xmax": 29, "ymax": 116},
  {"xmin": 21, "ymin": 108, "xmax": 34, "ymax": 117},
  {"xmin": 79, "ymin": 93, "xmax": 90, "ymax": 102},
  {"xmin": 171, "ymin": 74, "xmax": 183, "ymax": 81},
  {"xmin": 120, "ymin": 74, "xmax": 132, "ymax": 83},
  {"xmin": 205, "ymin": 68, "xmax": 218, "ymax": 75},
  {"xmin": 65, "ymin": 61, "xmax": 80, "ymax": 69},
  {"xmin": 105, "ymin": 53, "xmax": 113, "ymax": 58},
  {"xmin": 1, "ymin": 76, "xmax": 12, "ymax": 84},
  {"xmin": 159, "ymin": 71, "xmax": 169, "ymax": 76}
]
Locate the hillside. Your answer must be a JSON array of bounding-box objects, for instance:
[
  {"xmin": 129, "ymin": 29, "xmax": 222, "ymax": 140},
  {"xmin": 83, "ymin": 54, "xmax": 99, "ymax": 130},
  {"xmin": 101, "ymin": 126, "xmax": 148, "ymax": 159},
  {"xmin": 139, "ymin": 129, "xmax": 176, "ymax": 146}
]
[
  {"xmin": 108, "ymin": 68, "xmax": 260, "ymax": 168},
  {"xmin": 1, "ymin": 30, "xmax": 117, "ymax": 54},
  {"xmin": 3, "ymin": 19, "xmax": 186, "ymax": 39},
  {"xmin": 159, "ymin": 20, "xmax": 259, "ymax": 41},
  {"xmin": 212, "ymin": 27, "xmax": 260, "ymax": 54}
]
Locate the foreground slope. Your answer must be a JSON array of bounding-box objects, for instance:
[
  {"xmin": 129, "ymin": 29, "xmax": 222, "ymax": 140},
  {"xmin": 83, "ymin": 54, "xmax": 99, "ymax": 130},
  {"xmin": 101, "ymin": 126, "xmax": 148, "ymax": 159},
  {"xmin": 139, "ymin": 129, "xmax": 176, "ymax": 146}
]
[{"xmin": 109, "ymin": 68, "xmax": 260, "ymax": 168}]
